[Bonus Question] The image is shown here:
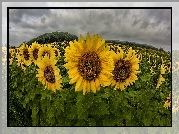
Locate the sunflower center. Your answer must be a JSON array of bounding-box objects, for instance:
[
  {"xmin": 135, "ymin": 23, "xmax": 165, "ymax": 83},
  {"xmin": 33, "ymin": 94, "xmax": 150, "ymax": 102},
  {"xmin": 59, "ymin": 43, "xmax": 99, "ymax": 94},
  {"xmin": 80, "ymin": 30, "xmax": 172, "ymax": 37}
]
[
  {"xmin": 113, "ymin": 60, "xmax": 131, "ymax": 82},
  {"xmin": 44, "ymin": 66, "xmax": 56, "ymax": 83},
  {"xmin": 15, "ymin": 48, "xmax": 18, "ymax": 53},
  {"xmin": 77, "ymin": 52, "xmax": 101, "ymax": 81},
  {"xmin": 23, "ymin": 48, "xmax": 30, "ymax": 60},
  {"xmin": 33, "ymin": 49, "xmax": 39, "ymax": 60},
  {"xmin": 42, "ymin": 51, "xmax": 50, "ymax": 58}
]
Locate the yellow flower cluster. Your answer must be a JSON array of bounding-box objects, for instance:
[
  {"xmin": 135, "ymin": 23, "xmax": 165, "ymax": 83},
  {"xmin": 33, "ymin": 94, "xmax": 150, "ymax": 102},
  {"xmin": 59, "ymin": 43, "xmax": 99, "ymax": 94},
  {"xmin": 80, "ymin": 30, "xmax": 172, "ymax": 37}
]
[{"xmin": 8, "ymin": 41, "xmax": 63, "ymax": 92}]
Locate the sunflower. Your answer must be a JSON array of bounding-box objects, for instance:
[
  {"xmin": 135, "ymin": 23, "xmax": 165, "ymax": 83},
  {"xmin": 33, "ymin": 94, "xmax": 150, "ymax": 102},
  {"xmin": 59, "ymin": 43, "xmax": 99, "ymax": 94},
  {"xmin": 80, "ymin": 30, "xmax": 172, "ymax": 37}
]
[
  {"xmin": 166, "ymin": 62, "xmax": 171, "ymax": 72},
  {"xmin": 156, "ymin": 74, "xmax": 165, "ymax": 89},
  {"xmin": 53, "ymin": 47, "xmax": 60, "ymax": 59},
  {"xmin": 15, "ymin": 52, "xmax": 23, "ymax": 66},
  {"xmin": 138, "ymin": 53, "xmax": 143, "ymax": 62},
  {"xmin": 164, "ymin": 93, "xmax": 171, "ymax": 109},
  {"xmin": 148, "ymin": 54, "xmax": 151, "ymax": 63},
  {"xmin": 18, "ymin": 43, "xmax": 31, "ymax": 66},
  {"xmin": 14, "ymin": 47, "xmax": 20, "ymax": 53},
  {"xmin": 64, "ymin": 33, "xmax": 114, "ymax": 95},
  {"xmin": 36, "ymin": 54, "xmax": 62, "ymax": 92},
  {"xmin": 9, "ymin": 49, "xmax": 14, "ymax": 65},
  {"xmin": 150, "ymin": 60, "xmax": 156, "ymax": 73},
  {"xmin": 109, "ymin": 47, "xmax": 140, "ymax": 91},
  {"xmin": 38, "ymin": 45, "xmax": 56, "ymax": 60},
  {"xmin": 29, "ymin": 41, "xmax": 41, "ymax": 65}
]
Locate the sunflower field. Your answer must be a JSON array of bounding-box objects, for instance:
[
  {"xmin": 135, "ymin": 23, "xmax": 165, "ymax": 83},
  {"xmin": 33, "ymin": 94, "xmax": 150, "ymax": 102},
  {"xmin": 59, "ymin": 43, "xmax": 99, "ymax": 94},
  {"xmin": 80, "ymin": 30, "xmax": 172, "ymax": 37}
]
[{"xmin": 5, "ymin": 32, "xmax": 173, "ymax": 127}]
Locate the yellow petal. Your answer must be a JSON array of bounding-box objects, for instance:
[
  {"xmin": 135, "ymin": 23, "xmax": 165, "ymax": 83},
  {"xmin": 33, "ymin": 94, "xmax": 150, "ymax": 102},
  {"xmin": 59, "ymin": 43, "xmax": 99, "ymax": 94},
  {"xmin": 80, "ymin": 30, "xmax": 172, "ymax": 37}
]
[
  {"xmin": 68, "ymin": 67, "xmax": 78, "ymax": 78},
  {"xmin": 95, "ymin": 78, "xmax": 100, "ymax": 91},
  {"xmin": 75, "ymin": 76, "xmax": 83, "ymax": 92},
  {"xmin": 90, "ymin": 80, "xmax": 96, "ymax": 93},
  {"xmin": 86, "ymin": 81, "xmax": 91, "ymax": 93},
  {"xmin": 83, "ymin": 80, "xmax": 87, "ymax": 95},
  {"xmin": 69, "ymin": 74, "xmax": 80, "ymax": 84}
]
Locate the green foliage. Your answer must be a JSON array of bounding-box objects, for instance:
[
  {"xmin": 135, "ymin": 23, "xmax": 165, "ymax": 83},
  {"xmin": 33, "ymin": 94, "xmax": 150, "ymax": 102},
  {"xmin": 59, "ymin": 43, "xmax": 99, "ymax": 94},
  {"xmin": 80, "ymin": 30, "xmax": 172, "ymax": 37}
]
[{"xmin": 25, "ymin": 31, "xmax": 78, "ymax": 46}]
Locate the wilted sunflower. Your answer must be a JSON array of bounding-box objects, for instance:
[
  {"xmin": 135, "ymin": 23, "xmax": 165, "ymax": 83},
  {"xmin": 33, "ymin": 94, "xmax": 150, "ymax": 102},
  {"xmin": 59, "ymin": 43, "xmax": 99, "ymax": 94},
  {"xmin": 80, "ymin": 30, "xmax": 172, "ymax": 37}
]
[
  {"xmin": 29, "ymin": 41, "xmax": 41, "ymax": 65},
  {"xmin": 38, "ymin": 45, "xmax": 56, "ymax": 60},
  {"xmin": 64, "ymin": 33, "xmax": 114, "ymax": 95},
  {"xmin": 36, "ymin": 54, "xmax": 62, "ymax": 92},
  {"xmin": 19, "ymin": 43, "xmax": 31, "ymax": 66},
  {"xmin": 156, "ymin": 60, "xmax": 167, "ymax": 89},
  {"xmin": 166, "ymin": 62, "xmax": 171, "ymax": 72},
  {"xmin": 156, "ymin": 74, "xmax": 165, "ymax": 89},
  {"xmin": 109, "ymin": 47, "xmax": 140, "ymax": 90},
  {"xmin": 164, "ymin": 93, "xmax": 171, "ymax": 109},
  {"xmin": 150, "ymin": 60, "xmax": 156, "ymax": 73}
]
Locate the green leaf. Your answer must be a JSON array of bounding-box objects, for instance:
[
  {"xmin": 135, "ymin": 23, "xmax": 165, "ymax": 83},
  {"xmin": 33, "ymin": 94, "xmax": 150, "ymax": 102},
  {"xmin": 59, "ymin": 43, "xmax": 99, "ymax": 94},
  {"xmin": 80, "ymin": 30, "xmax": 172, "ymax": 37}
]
[
  {"xmin": 103, "ymin": 114, "xmax": 118, "ymax": 126},
  {"xmin": 31, "ymin": 103, "xmax": 39, "ymax": 126},
  {"xmin": 100, "ymin": 93, "xmax": 110, "ymax": 98},
  {"xmin": 54, "ymin": 97, "xmax": 64, "ymax": 112},
  {"xmin": 88, "ymin": 102, "xmax": 109, "ymax": 115},
  {"xmin": 87, "ymin": 118, "xmax": 96, "ymax": 126},
  {"xmin": 76, "ymin": 92, "xmax": 94, "ymax": 118},
  {"xmin": 62, "ymin": 76, "xmax": 70, "ymax": 84},
  {"xmin": 75, "ymin": 119, "xmax": 87, "ymax": 126},
  {"xmin": 141, "ymin": 73, "xmax": 152, "ymax": 82}
]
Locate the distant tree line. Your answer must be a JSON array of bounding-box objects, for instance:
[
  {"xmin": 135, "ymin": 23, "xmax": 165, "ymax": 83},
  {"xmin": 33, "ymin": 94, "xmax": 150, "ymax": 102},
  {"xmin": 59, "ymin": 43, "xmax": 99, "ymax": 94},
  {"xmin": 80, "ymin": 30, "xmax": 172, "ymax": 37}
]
[{"xmin": 24, "ymin": 31, "xmax": 78, "ymax": 46}]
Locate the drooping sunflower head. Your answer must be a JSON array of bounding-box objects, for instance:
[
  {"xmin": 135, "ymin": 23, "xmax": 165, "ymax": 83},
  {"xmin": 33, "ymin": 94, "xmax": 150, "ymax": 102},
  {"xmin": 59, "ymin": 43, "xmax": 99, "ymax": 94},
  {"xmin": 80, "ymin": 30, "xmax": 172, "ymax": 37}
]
[
  {"xmin": 110, "ymin": 47, "xmax": 140, "ymax": 91},
  {"xmin": 156, "ymin": 74, "xmax": 165, "ymax": 89},
  {"xmin": 164, "ymin": 93, "xmax": 171, "ymax": 109},
  {"xmin": 19, "ymin": 43, "xmax": 31, "ymax": 66},
  {"xmin": 29, "ymin": 41, "xmax": 41, "ymax": 65},
  {"xmin": 36, "ymin": 55, "xmax": 62, "ymax": 92},
  {"xmin": 64, "ymin": 33, "xmax": 114, "ymax": 95},
  {"xmin": 38, "ymin": 45, "xmax": 56, "ymax": 60}
]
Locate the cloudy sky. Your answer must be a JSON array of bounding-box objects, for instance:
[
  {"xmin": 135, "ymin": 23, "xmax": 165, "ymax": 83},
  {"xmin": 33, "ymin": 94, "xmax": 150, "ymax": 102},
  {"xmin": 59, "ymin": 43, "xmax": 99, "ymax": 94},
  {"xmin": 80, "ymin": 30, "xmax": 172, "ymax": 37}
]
[{"xmin": 2, "ymin": 2, "xmax": 178, "ymax": 52}]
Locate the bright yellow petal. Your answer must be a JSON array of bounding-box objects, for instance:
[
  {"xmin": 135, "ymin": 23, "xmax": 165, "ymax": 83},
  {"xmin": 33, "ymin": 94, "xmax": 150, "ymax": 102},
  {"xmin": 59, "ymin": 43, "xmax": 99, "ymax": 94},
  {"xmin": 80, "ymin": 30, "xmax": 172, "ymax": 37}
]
[
  {"xmin": 90, "ymin": 80, "xmax": 96, "ymax": 93},
  {"xmin": 75, "ymin": 76, "xmax": 83, "ymax": 91}
]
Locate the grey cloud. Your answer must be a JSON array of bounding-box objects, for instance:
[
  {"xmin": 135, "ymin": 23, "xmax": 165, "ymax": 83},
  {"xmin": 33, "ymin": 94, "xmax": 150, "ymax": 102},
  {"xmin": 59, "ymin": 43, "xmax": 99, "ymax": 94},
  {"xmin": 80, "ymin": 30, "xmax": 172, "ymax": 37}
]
[
  {"xmin": 9, "ymin": 8, "xmax": 171, "ymax": 52},
  {"xmin": 132, "ymin": 19, "xmax": 141, "ymax": 27},
  {"xmin": 140, "ymin": 20, "xmax": 149, "ymax": 29},
  {"xmin": 9, "ymin": 9, "xmax": 51, "ymax": 24},
  {"xmin": 144, "ymin": 9, "xmax": 171, "ymax": 24},
  {"xmin": 41, "ymin": 17, "xmax": 46, "ymax": 24},
  {"xmin": 79, "ymin": 24, "xmax": 87, "ymax": 31}
]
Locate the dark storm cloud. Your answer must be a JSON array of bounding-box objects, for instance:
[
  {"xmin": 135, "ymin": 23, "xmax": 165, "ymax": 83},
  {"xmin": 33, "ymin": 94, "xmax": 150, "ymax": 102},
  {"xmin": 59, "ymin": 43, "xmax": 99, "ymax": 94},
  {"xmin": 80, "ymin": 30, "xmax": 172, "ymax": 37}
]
[
  {"xmin": 9, "ymin": 9, "xmax": 51, "ymax": 24},
  {"xmin": 144, "ymin": 9, "xmax": 171, "ymax": 24},
  {"xmin": 41, "ymin": 17, "xmax": 46, "ymax": 24},
  {"xmin": 9, "ymin": 8, "xmax": 171, "ymax": 52}
]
